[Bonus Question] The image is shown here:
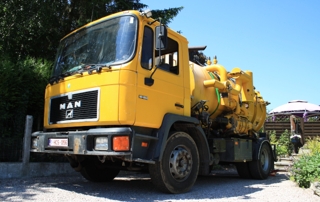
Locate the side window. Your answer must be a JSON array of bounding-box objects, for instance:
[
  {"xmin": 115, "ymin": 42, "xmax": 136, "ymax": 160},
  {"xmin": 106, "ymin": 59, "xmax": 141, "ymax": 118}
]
[
  {"xmin": 155, "ymin": 37, "xmax": 179, "ymax": 75},
  {"xmin": 141, "ymin": 26, "xmax": 153, "ymax": 70}
]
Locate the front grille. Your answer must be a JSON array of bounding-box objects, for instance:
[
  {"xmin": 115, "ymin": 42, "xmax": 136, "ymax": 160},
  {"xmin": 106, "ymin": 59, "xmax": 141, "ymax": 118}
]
[{"xmin": 49, "ymin": 88, "xmax": 99, "ymax": 124}]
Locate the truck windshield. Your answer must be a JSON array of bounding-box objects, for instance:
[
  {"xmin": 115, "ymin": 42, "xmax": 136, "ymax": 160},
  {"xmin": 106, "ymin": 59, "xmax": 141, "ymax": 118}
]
[{"xmin": 52, "ymin": 15, "xmax": 138, "ymax": 77}]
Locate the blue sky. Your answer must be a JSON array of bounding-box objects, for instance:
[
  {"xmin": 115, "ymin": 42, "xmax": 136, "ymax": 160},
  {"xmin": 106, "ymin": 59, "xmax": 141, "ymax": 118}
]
[{"xmin": 145, "ymin": 0, "xmax": 320, "ymax": 111}]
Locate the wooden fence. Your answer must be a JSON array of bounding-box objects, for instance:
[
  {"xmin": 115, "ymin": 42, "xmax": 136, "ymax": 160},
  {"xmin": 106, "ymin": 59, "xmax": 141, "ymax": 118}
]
[{"xmin": 264, "ymin": 120, "xmax": 320, "ymax": 144}]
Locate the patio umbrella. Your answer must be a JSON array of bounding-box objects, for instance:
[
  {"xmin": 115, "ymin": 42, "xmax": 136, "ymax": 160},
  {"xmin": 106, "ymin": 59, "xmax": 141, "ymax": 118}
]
[{"xmin": 269, "ymin": 100, "xmax": 320, "ymax": 121}]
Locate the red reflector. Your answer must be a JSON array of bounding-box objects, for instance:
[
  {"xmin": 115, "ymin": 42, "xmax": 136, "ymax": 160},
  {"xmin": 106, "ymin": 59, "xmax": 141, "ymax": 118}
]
[
  {"xmin": 141, "ymin": 142, "xmax": 148, "ymax": 147},
  {"xmin": 113, "ymin": 136, "xmax": 129, "ymax": 151}
]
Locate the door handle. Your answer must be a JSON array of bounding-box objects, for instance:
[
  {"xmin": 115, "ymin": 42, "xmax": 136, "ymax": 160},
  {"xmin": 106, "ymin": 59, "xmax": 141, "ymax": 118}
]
[{"xmin": 175, "ymin": 103, "xmax": 184, "ymax": 108}]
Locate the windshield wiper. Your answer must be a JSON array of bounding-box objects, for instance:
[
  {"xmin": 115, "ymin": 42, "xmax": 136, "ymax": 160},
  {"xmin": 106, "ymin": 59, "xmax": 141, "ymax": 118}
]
[
  {"xmin": 86, "ymin": 63, "xmax": 113, "ymax": 74},
  {"xmin": 49, "ymin": 63, "xmax": 114, "ymax": 85},
  {"xmin": 49, "ymin": 71, "xmax": 73, "ymax": 85},
  {"xmin": 67, "ymin": 63, "xmax": 113, "ymax": 75},
  {"xmin": 48, "ymin": 65, "xmax": 84, "ymax": 85},
  {"xmin": 49, "ymin": 76, "xmax": 58, "ymax": 85}
]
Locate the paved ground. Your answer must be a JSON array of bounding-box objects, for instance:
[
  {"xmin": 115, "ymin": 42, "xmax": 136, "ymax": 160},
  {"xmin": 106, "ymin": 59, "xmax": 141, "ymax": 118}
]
[{"xmin": 0, "ymin": 167, "xmax": 319, "ymax": 202}]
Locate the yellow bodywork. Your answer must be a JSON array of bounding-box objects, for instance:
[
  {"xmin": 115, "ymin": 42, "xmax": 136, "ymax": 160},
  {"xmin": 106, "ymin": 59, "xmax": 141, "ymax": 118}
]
[
  {"xmin": 44, "ymin": 10, "xmax": 190, "ymax": 130},
  {"xmin": 190, "ymin": 60, "xmax": 268, "ymax": 134},
  {"xmin": 44, "ymin": 10, "xmax": 267, "ymax": 135}
]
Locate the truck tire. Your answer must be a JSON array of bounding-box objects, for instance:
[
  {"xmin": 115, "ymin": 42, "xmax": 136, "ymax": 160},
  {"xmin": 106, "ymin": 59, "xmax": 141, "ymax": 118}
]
[
  {"xmin": 248, "ymin": 142, "xmax": 273, "ymax": 179},
  {"xmin": 80, "ymin": 159, "xmax": 120, "ymax": 182},
  {"xmin": 235, "ymin": 162, "xmax": 252, "ymax": 179},
  {"xmin": 149, "ymin": 131, "xmax": 199, "ymax": 193}
]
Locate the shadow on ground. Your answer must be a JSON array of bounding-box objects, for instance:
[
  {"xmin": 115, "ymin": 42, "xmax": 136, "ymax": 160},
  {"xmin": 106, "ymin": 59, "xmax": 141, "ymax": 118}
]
[{"xmin": 0, "ymin": 167, "xmax": 290, "ymax": 201}]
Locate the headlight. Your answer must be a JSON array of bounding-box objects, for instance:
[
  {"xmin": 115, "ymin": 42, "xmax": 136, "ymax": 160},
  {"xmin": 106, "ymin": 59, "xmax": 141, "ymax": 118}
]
[
  {"xmin": 95, "ymin": 137, "xmax": 108, "ymax": 151},
  {"xmin": 31, "ymin": 138, "xmax": 38, "ymax": 149}
]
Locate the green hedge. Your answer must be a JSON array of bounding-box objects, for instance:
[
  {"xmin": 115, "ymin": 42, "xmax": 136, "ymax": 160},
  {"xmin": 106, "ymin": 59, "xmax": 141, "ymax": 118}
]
[
  {"xmin": 0, "ymin": 56, "xmax": 52, "ymax": 139},
  {"xmin": 291, "ymin": 152, "xmax": 320, "ymax": 188}
]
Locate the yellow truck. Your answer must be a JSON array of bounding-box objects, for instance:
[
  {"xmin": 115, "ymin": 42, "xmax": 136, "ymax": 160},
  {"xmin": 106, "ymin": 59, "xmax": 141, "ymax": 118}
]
[{"xmin": 31, "ymin": 10, "xmax": 275, "ymax": 193}]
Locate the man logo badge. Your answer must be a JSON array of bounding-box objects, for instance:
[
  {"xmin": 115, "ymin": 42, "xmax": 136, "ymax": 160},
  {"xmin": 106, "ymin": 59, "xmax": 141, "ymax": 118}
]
[
  {"xmin": 66, "ymin": 110, "xmax": 73, "ymax": 119},
  {"xmin": 60, "ymin": 101, "xmax": 81, "ymax": 110}
]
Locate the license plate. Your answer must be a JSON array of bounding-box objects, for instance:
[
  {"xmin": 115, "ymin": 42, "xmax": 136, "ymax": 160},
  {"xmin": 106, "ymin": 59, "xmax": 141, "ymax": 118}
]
[{"xmin": 48, "ymin": 138, "xmax": 68, "ymax": 147}]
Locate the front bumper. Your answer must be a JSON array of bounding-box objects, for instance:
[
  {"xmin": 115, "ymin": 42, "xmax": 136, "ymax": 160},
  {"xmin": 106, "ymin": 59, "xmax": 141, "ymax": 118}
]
[{"xmin": 31, "ymin": 127, "xmax": 157, "ymax": 163}]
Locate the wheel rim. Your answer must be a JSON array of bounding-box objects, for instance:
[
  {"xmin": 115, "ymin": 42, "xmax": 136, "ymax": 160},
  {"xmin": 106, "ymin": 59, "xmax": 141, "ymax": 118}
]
[
  {"xmin": 260, "ymin": 146, "xmax": 270, "ymax": 172},
  {"xmin": 169, "ymin": 145, "xmax": 193, "ymax": 181}
]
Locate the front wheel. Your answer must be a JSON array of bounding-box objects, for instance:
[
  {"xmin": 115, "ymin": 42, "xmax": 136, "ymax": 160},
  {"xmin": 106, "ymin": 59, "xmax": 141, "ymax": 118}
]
[
  {"xmin": 149, "ymin": 132, "xmax": 199, "ymax": 193},
  {"xmin": 249, "ymin": 142, "xmax": 274, "ymax": 179},
  {"xmin": 80, "ymin": 158, "xmax": 120, "ymax": 182}
]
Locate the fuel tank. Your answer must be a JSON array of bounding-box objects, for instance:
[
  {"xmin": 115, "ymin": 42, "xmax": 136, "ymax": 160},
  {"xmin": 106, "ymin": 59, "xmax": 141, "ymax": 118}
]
[{"xmin": 189, "ymin": 61, "xmax": 268, "ymax": 134}]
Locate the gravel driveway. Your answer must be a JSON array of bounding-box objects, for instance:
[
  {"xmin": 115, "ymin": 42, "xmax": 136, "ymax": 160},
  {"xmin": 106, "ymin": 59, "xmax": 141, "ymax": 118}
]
[{"xmin": 0, "ymin": 167, "xmax": 319, "ymax": 202}]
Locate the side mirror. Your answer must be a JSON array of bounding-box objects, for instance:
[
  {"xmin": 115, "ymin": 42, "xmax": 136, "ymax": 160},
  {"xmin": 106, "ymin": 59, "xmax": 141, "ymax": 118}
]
[
  {"xmin": 155, "ymin": 25, "xmax": 167, "ymax": 50},
  {"xmin": 145, "ymin": 24, "xmax": 167, "ymax": 86}
]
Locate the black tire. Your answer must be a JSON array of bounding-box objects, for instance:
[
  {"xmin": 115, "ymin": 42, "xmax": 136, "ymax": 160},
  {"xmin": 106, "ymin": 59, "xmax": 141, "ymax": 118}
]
[
  {"xmin": 249, "ymin": 142, "xmax": 274, "ymax": 179},
  {"xmin": 149, "ymin": 132, "xmax": 199, "ymax": 194},
  {"xmin": 235, "ymin": 162, "xmax": 252, "ymax": 179},
  {"xmin": 80, "ymin": 159, "xmax": 120, "ymax": 182}
]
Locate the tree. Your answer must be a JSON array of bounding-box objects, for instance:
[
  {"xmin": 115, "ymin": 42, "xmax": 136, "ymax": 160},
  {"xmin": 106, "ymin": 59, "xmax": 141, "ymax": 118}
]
[
  {"xmin": 0, "ymin": 0, "xmax": 70, "ymax": 60},
  {"xmin": 152, "ymin": 7, "xmax": 184, "ymax": 25},
  {"xmin": 0, "ymin": 0, "xmax": 184, "ymax": 141},
  {"xmin": 0, "ymin": 0, "xmax": 183, "ymax": 61},
  {"xmin": 0, "ymin": 1, "xmax": 185, "ymax": 162}
]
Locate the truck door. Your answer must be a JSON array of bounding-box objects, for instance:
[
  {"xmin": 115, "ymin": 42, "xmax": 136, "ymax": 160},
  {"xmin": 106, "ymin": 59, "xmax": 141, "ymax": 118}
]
[{"xmin": 135, "ymin": 25, "xmax": 185, "ymax": 128}]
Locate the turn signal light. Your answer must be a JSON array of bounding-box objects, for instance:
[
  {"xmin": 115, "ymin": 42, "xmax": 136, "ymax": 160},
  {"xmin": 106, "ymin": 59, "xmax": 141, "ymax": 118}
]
[
  {"xmin": 141, "ymin": 142, "xmax": 148, "ymax": 147},
  {"xmin": 113, "ymin": 136, "xmax": 129, "ymax": 151}
]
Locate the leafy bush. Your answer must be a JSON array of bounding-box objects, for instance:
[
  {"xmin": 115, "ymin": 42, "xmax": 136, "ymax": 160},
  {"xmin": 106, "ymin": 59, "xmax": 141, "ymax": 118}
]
[
  {"xmin": 276, "ymin": 130, "xmax": 292, "ymax": 156},
  {"xmin": 269, "ymin": 130, "xmax": 277, "ymax": 145},
  {"xmin": 267, "ymin": 130, "xmax": 292, "ymax": 157},
  {"xmin": 0, "ymin": 56, "xmax": 52, "ymax": 139},
  {"xmin": 290, "ymin": 152, "xmax": 320, "ymax": 188},
  {"xmin": 304, "ymin": 136, "xmax": 320, "ymax": 155},
  {"xmin": 268, "ymin": 129, "xmax": 320, "ymax": 188},
  {"xmin": 290, "ymin": 137, "xmax": 320, "ymax": 188}
]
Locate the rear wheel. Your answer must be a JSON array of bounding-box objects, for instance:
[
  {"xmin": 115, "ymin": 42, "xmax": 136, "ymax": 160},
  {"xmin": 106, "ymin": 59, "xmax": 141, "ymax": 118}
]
[
  {"xmin": 149, "ymin": 132, "xmax": 199, "ymax": 193},
  {"xmin": 249, "ymin": 143, "xmax": 274, "ymax": 179},
  {"xmin": 80, "ymin": 158, "xmax": 120, "ymax": 182}
]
